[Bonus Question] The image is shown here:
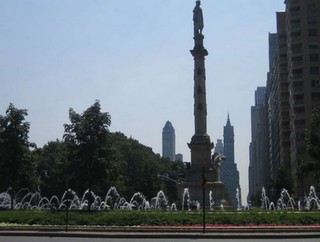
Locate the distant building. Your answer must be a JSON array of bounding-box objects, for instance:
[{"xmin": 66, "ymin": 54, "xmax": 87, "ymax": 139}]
[
  {"xmin": 249, "ymin": 87, "xmax": 268, "ymax": 199},
  {"xmin": 175, "ymin": 153, "xmax": 183, "ymax": 162},
  {"xmin": 220, "ymin": 114, "xmax": 241, "ymax": 206},
  {"xmin": 162, "ymin": 121, "xmax": 176, "ymax": 161},
  {"xmin": 215, "ymin": 139, "xmax": 224, "ymax": 154}
]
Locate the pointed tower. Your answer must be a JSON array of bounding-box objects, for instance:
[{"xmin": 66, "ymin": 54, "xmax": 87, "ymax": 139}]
[{"xmin": 221, "ymin": 114, "xmax": 241, "ymax": 206}]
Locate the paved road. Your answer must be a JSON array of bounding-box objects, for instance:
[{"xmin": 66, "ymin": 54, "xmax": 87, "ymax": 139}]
[{"xmin": 0, "ymin": 238, "xmax": 320, "ymax": 242}]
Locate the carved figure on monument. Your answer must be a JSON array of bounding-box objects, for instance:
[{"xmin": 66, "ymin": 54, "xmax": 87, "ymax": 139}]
[
  {"xmin": 193, "ymin": 0, "xmax": 204, "ymax": 36},
  {"xmin": 212, "ymin": 152, "xmax": 226, "ymax": 182}
]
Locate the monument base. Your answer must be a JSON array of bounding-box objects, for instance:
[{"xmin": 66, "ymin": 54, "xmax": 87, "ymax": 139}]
[{"xmin": 177, "ymin": 181, "xmax": 228, "ymax": 209}]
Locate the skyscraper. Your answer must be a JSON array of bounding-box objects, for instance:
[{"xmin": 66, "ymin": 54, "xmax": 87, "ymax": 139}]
[
  {"xmin": 285, "ymin": 0, "xmax": 320, "ymax": 196},
  {"xmin": 220, "ymin": 114, "xmax": 241, "ymax": 206},
  {"xmin": 162, "ymin": 121, "xmax": 175, "ymax": 161},
  {"xmin": 215, "ymin": 139, "xmax": 224, "ymax": 154},
  {"xmin": 250, "ymin": 0, "xmax": 320, "ymax": 198},
  {"xmin": 249, "ymin": 87, "xmax": 268, "ymax": 199}
]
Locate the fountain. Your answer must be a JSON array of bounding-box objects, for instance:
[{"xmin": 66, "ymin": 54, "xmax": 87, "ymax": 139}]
[
  {"xmin": 261, "ymin": 187, "xmax": 270, "ymax": 210},
  {"xmin": 305, "ymin": 186, "xmax": 320, "ymax": 210},
  {"xmin": 105, "ymin": 186, "xmax": 121, "ymax": 209},
  {"xmin": 1, "ymin": 185, "xmax": 320, "ymax": 212},
  {"xmin": 182, "ymin": 188, "xmax": 191, "ymax": 210},
  {"xmin": 276, "ymin": 188, "xmax": 295, "ymax": 210},
  {"xmin": 236, "ymin": 188, "xmax": 241, "ymax": 210},
  {"xmin": 154, "ymin": 190, "xmax": 168, "ymax": 210},
  {"xmin": 209, "ymin": 190, "xmax": 214, "ymax": 210}
]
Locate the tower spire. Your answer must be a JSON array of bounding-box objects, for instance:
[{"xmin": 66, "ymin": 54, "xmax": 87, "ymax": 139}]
[{"xmin": 227, "ymin": 113, "xmax": 231, "ymax": 126}]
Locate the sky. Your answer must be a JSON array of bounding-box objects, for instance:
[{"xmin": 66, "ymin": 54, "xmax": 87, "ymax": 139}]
[{"xmin": 0, "ymin": 0, "xmax": 285, "ymax": 201}]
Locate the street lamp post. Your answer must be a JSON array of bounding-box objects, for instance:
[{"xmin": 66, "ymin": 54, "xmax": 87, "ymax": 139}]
[{"xmin": 201, "ymin": 167, "xmax": 206, "ymax": 234}]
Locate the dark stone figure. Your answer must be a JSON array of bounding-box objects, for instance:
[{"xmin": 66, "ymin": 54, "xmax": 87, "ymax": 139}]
[
  {"xmin": 212, "ymin": 152, "xmax": 226, "ymax": 182},
  {"xmin": 193, "ymin": 0, "xmax": 204, "ymax": 36}
]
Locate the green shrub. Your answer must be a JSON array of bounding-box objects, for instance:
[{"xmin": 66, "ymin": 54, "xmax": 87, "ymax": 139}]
[{"xmin": 1, "ymin": 210, "xmax": 320, "ymax": 226}]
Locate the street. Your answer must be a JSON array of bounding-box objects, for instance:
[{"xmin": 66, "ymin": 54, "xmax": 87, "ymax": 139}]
[{"xmin": 0, "ymin": 238, "xmax": 319, "ymax": 242}]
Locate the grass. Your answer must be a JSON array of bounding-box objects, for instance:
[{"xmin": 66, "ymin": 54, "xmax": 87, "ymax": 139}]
[{"xmin": 0, "ymin": 209, "xmax": 320, "ymax": 226}]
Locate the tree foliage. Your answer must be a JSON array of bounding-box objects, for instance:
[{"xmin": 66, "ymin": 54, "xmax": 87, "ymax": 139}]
[
  {"xmin": 0, "ymin": 101, "xmax": 187, "ymax": 204},
  {"xmin": 63, "ymin": 100, "xmax": 115, "ymax": 195},
  {"xmin": 33, "ymin": 140, "xmax": 69, "ymax": 197},
  {"xmin": 0, "ymin": 103, "xmax": 37, "ymax": 194},
  {"xmin": 304, "ymin": 107, "xmax": 320, "ymax": 186}
]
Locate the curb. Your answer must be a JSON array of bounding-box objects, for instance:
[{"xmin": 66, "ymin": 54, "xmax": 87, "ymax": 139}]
[{"xmin": 1, "ymin": 226, "xmax": 320, "ymax": 239}]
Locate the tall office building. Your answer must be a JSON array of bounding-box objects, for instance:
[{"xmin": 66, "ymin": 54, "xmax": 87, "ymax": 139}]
[
  {"xmin": 250, "ymin": 0, "xmax": 320, "ymax": 198},
  {"xmin": 249, "ymin": 87, "xmax": 268, "ymax": 199},
  {"xmin": 220, "ymin": 115, "xmax": 241, "ymax": 206},
  {"xmin": 266, "ymin": 12, "xmax": 291, "ymax": 179},
  {"xmin": 285, "ymin": 0, "xmax": 320, "ymax": 195},
  {"xmin": 215, "ymin": 139, "xmax": 224, "ymax": 154},
  {"xmin": 162, "ymin": 121, "xmax": 175, "ymax": 161}
]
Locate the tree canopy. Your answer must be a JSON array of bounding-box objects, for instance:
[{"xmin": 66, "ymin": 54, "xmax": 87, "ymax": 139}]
[
  {"xmin": 0, "ymin": 103, "xmax": 37, "ymax": 193},
  {"xmin": 0, "ymin": 101, "xmax": 186, "ymax": 204}
]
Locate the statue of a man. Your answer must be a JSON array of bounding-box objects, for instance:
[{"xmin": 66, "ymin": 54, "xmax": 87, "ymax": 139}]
[{"xmin": 193, "ymin": 0, "xmax": 204, "ymax": 36}]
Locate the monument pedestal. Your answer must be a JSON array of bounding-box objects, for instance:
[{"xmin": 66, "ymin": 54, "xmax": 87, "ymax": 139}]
[
  {"xmin": 177, "ymin": 180, "xmax": 228, "ymax": 209},
  {"xmin": 209, "ymin": 181, "xmax": 229, "ymax": 207}
]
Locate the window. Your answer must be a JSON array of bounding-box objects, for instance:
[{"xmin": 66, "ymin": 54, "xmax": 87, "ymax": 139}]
[
  {"xmin": 294, "ymin": 120, "xmax": 305, "ymax": 128},
  {"xmin": 294, "ymin": 106, "xmax": 304, "ymax": 113},
  {"xmin": 310, "ymin": 54, "xmax": 319, "ymax": 62},
  {"xmin": 311, "ymin": 66, "xmax": 320, "ymax": 75},
  {"xmin": 308, "ymin": 4, "xmax": 316, "ymax": 13},
  {"xmin": 292, "ymin": 68, "xmax": 303, "ymax": 78},
  {"xmin": 294, "ymin": 94, "xmax": 304, "ymax": 104},
  {"xmin": 291, "ymin": 31, "xmax": 301, "ymax": 37},
  {"xmin": 308, "ymin": 15, "xmax": 317, "ymax": 24},
  {"xmin": 309, "ymin": 29, "xmax": 318, "ymax": 37},
  {"xmin": 296, "ymin": 133, "xmax": 305, "ymax": 141},
  {"xmin": 312, "ymin": 93, "xmax": 320, "ymax": 101},
  {"xmin": 312, "ymin": 80, "xmax": 320, "ymax": 87},
  {"xmin": 292, "ymin": 56, "xmax": 302, "ymax": 62},
  {"xmin": 309, "ymin": 43, "xmax": 318, "ymax": 49}
]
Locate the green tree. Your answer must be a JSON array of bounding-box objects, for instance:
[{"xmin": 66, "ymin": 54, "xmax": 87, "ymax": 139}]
[
  {"xmin": 33, "ymin": 140, "xmax": 70, "ymax": 198},
  {"xmin": 304, "ymin": 107, "xmax": 320, "ymax": 186},
  {"xmin": 63, "ymin": 100, "xmax": 115, "ymax": 204},
  {"xmin": 0, "ymin": 103, "xmax": 37, "ymax": 208},
  {"xmin": 267, "ymin": 166, "xmax": 294, "ymax": 202},
  {"xmin": 107, "ymin": 132, "xmax": 183, "ymax": 202}
]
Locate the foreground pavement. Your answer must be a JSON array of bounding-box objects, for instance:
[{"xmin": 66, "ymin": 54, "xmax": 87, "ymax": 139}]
[{"xmin": 1, "ymin": 225, "xmax": 320, "ymax": 239}]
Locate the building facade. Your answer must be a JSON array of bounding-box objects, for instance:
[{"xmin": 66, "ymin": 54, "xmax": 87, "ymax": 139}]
[
  {"xmin": 162, "ymin": 121, "xmax": 176, "ymax": 161},
  {"xmin": 220, "ymin": 115, "xmax": 241, "ymax": 206},
  {"xmin": 249, "ymin": 0, "xmax": 320, "ymax": 199},
  {"xmin": 249, "ymin": 87, "xmax": 268, "ymax": 199},
  {"xmin": 215, "ymin": 139, "xmax": 224, "ymax": 154},
  {"xmin": 285, "ymin": 0, "xmax": 320, "ymax": 196}
]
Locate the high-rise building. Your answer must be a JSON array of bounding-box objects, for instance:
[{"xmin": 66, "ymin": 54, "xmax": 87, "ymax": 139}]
[
  {"xmin": 220, "ymin": 114, "xmax": 241, "ymax": 206},
  {"xmin": 175, "ymin": 153, "xmax": 183, "ymax": 162},
  {"xmin": 250, "ymin": 0, "xmax": 320, "ymax": 198},
  {"xmin": 215, "ymin": 139, "xmax": 224, "ymax": 154},
  {"xmin": 249, "ymin": 87, "xmax": 268, "ymax": 199},
  {"xmin": 162, "ymin": 121, "xmax": 175, "ymax": 161},
  {"xmin": 285, "ymin": 0, "xmax": 320, "ymax": 196},
  {"xmin": 266, "ymin": 12, "xmax": 291, "ymax": 179}
]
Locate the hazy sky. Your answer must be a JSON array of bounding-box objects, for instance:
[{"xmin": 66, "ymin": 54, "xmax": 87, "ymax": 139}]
[{"xmin": 0, "ymin": 0, "xmax": 285, "ymax": 200}]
